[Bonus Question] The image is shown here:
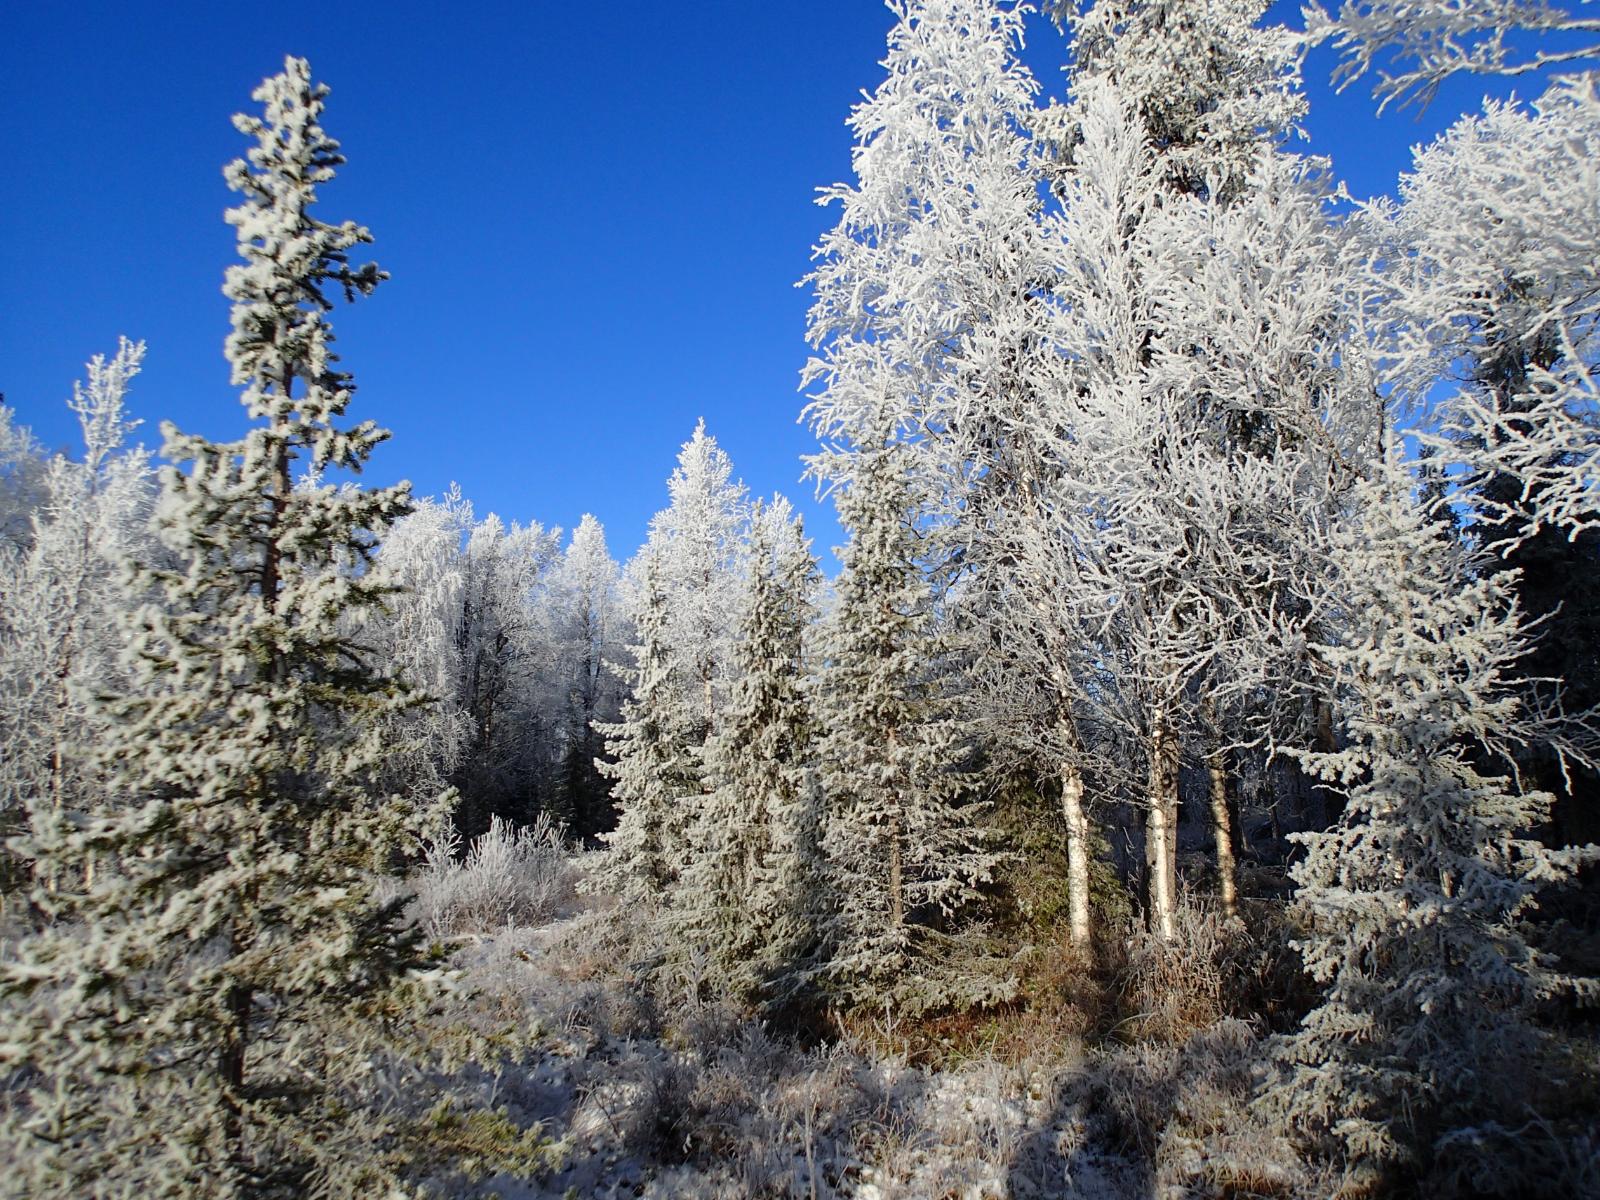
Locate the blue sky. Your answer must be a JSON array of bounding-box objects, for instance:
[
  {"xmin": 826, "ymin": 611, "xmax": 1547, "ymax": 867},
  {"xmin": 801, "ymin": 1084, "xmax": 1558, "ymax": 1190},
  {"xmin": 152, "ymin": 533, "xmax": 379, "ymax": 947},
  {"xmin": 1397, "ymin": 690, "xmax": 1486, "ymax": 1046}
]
[{"xmin": 0, "ymin": 1, "xmax": 1539, "ymax": 566}]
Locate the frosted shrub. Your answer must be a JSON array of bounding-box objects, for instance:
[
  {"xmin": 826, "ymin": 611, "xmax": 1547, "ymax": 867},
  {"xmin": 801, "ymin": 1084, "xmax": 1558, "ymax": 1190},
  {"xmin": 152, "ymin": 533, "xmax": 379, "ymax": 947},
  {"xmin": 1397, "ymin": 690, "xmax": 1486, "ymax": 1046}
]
[{"xmin": 418, "ymin": 812, "xmax": 574, "ymax": 939}]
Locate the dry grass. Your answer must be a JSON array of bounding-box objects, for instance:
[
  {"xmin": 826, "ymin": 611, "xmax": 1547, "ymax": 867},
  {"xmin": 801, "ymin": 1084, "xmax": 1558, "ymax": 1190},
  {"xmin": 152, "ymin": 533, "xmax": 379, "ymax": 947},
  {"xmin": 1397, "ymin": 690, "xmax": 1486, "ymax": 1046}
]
[{"xmin": 398, "ymin": 872, "xmax": 1592, "ymax": 1199}]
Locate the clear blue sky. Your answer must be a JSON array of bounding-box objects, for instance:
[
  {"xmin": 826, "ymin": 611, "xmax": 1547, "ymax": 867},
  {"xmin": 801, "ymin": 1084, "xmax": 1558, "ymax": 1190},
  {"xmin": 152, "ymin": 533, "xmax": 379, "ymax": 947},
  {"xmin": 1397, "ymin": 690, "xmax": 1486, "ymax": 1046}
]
[{"xmin": 0, "ymin": 1, "xmax": 1538, "ymax": 566}]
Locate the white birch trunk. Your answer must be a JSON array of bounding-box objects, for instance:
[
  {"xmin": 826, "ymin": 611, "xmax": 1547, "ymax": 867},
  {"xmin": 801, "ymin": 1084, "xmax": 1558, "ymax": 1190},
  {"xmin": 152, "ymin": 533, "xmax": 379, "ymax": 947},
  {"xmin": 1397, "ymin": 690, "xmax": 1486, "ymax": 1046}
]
[
  {"xmin": 1061, "ymin": 761, "xmax": 1092, "ymax": 948},
  {"xmin": 1145, "ymin": 706, "xmax": 1179, "ymax": 941},
  {"xmin": 1207, "ymin": 749, "xmax": 1239, "ymax": 920}
]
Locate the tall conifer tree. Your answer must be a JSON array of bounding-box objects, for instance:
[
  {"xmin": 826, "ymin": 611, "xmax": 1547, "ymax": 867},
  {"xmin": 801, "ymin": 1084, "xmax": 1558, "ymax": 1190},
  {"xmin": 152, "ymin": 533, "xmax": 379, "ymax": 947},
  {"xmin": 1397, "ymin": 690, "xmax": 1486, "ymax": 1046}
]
[
  {"xmin": 1, "ymin": 58, "xmax": 443, "ymax": 1196},
  {"xmin": 594, "ymin": 551, "xmax": 700, "ymax": 905},
  {"xmin": 679, "ymin": 499, "xmax": 823, "ymax": 1001},
  {"xmin": 1267, "ymin": 456, "xmax": 1596, "ymax": 1185},
  {"xmin": 815, "ymin": 443, "xmax": 1001, "ymax": 1008},
  {"xmin": 631, "ymin": 419, "xmax": 750, "ymax": 747}
]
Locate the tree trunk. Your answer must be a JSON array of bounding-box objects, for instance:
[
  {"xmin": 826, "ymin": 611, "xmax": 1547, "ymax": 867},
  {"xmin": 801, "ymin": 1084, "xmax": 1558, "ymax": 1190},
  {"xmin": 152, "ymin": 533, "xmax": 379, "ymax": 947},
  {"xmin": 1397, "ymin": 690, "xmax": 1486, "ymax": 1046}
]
[
  {"xmin": 889, "ymin": 826, "xmax": 904, "ymax": 931},
  {"xmin": 1144, "ymin": 800, "xmax": 1176, "ymax": 942},
  {"xmin": 1200, "ymin": 698, "xmax": 1240, "ymax": 920},
  {"xmin": 703, "ymin": 669, "xmax": 715, "ymax": 761},
  {"xmin": 221, "ymin": 980, "xmax": 252, "ymax": 1171},
  {"xmin": 1061, "ymin": 760, "xmax": 1091, "ymax": 949},
  {"xmin": 1144, "ymin": 706, "xmax": 1179, "ymax": 941},
  {"xmin": 261, "ymin": 416, "xmax": 290, "ymax": 616},
  {"xmin": 1206, "ymin": 745, "xmax": 1239, "ymax": 920},
  {"xmin": 887, "ymin": 729, "xmax": 904, "ymax": 930},
  {"xmin": 1312, "ymin": 697, "xmax": 1340, "ymax": 825}
]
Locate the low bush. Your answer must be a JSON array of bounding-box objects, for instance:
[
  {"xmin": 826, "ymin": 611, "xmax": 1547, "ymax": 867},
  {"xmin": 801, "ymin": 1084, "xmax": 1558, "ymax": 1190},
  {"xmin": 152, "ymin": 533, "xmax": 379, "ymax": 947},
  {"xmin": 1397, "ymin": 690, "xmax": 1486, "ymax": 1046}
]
[{"xmin": 415, "ymin": 812, "xmax": 575, "ymax": 940}]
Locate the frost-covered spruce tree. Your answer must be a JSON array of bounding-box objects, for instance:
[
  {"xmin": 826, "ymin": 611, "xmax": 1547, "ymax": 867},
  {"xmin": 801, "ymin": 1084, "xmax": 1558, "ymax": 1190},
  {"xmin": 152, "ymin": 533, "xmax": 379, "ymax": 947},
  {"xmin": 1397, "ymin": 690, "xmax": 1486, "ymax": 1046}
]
[
  {"xmin": 1052, "ymin": 0, "xmax": 1304, "ymax": 200},
  {"xmin": 628, "ymin": 418, "xmax": 749, "ymax": 745},
  {"xmin": 594, "ymin": 550, "xmax": 700, "ymax": 907},
  {"xmin": 0, "ymin": 58, "xmax": 445, "ymax": 1197},
  {"xmin": 601, "ymin": 420, "xmax": 747, "ymax": 900},
  {"xmin": 676, "ymin": 498, "xmax": 823, "ymax": 1001},
  {"xmin": 1266, "ymin": 454, "xmax": 1597, "ymax": 1187},
  {"xmin": 742, "ymin": 504, "xmax": 829, "ymax": 998},
  {"xmin": 815, "ymin": 443, "xmax": 1002, "ymax": 1010}
]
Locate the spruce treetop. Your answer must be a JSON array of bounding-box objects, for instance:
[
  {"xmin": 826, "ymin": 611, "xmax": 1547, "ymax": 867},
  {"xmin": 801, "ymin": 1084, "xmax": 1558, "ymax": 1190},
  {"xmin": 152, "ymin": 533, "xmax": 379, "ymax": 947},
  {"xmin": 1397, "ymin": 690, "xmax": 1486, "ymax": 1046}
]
[{"xmin": 223, "ymin": 56, "xmax": 386, "ymax": 435}]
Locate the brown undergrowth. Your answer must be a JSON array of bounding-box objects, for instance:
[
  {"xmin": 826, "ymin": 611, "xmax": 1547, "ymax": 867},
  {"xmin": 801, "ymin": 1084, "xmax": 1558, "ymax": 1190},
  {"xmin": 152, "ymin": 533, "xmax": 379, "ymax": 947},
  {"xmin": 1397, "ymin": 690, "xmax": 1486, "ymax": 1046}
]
[{"xmin": 828, "ymin": 893, "xmax": 1311, "ymax": 1073}]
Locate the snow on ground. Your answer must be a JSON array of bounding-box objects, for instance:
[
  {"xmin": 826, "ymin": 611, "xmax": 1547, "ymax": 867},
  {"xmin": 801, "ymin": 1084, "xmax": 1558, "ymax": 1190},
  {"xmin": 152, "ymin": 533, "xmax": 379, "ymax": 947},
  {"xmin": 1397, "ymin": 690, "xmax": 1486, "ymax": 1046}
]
[{"xmin": 419, "ymin": 854, "xmax": 1278, "ymax": 1200}]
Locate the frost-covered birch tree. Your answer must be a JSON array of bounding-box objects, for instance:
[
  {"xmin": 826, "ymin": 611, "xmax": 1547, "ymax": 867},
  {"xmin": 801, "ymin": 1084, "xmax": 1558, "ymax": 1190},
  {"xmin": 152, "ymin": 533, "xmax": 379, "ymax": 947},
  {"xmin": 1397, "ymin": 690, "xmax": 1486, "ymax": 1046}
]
[
  {"xmin": 548, "ymin": 513, "xmax": 624, "ymax": 837},
  {"xmin": 370, "ymin": 486, "xmax": 473, "ymax": 805},
  {"xmin": 1304, "ymin": 0, "xmax": 1600, "ymax": 110},
  {"xmin": 453, "ymin": 511, "xmax": 562, "ymax": 830},
  {"xmin": 0, "ymin": 405, "xmax": 48, "ymax": 553},
  {"xmin": 801, "ymin": 0, "xmax": 1118, "ymax": 945},
  {"xmin": 1037, "ymin": 0, "xmax": 1364, "ymax": 936},
  {"xmin": 1381, "ymin": 79, "xmax": 1600, "ymax": 546},
  {"xmin": 0, "ymin": 340, "xmax": 154, "ymax": 843},
  {"xmin": 0, "ymin": 59, "xmax": 445, "ymax": 1196},
  {"xmin": 959, "ymin": 76, "xmax": 1154, "ymax": 949},
  {"xmin": 1033, "ymin": 69, "xmax": 1203, "ymax": 940},
  {"xmin": 1139, "ymin": 138, "xmax": 1378, "ymax": 900},
  {"xmin": 1367, "ymin": 81, "xmax": 1600, "ymax": 837},
  {"xmin": 802, "ymin": 0, "xmax": 1048, "ymax": 503},
  {"xmin": 371, "ymin": 489, "xmax": 563, "ymax": 833}
]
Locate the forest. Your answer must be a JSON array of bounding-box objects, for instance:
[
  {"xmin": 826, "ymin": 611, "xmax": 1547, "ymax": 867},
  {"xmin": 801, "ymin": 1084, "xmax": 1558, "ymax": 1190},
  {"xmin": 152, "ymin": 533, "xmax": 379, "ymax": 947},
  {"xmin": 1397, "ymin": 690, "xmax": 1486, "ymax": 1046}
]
[{"xmin": 2, "ymin": 0, "xmax": 1598, "ymax": 1196}]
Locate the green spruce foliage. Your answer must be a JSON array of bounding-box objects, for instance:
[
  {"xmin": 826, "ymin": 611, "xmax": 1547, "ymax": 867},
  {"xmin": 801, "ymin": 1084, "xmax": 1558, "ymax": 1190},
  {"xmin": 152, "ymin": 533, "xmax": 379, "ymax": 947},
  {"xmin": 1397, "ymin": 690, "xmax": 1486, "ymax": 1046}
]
[
  {"xmin": 1265, "ymin": 458, "xmax": 1597, "ymax": 1186},
  {"xmin": 814, "ymin": 443, "xmax": 1005, "ymax": 1012},
  {"xmin": 0, "ymin": 57, "xmax": 447, "ymax": 1197},
  {"xmin": 679, "ymin": 500, "xmax": 824, "ymax": 1003}
]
